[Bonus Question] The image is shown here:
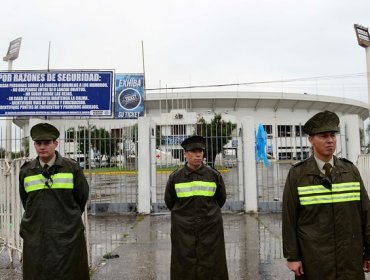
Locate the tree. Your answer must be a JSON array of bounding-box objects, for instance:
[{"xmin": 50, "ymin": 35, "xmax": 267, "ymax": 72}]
[
  {"xmin": 21, "ymin": 137, "xmax": 29, "ymax": 157},
  {"xmin": 156, "ymin": 125, "xmax": 161, "ymax": 148},
  {"xmin": 66, "ymin": 126, "xmax": 120, "ymax": 163},
  {"xmin": 0, "ymin": 147, "xmax": 5, "ymax": 159},
  {"xmin": 122, "ymin": 124, "xmax": 138, "ymax": 143},
  {"xmin": 361, "ymin": 125, "xmax": 370, "ymax": 154},
  {"xmin": 120, "ymin": 124, "xmax": 138, "ymax": 165},
  {"xmin": 196, "ymin": 114, "xmax": 237, "ymax": 167},
  {"xmin": 360, "ymin": 128, "xmax": 365, "ymax": 147}
]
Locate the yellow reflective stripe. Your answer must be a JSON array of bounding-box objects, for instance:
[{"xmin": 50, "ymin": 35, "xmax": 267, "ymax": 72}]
[
  {"xmin": 24, "ymin": 174, "xmax": 47, "ymax": 192},
  {"xmin": 175, "ymin": 181, "xmax": 217, "ymax": 188},
  {"xmin": 24, "ymin": 174, "xmax": 44, "ymax": 185},
  {"xmin": 52, "ymin": 173, "xmax": 74, "ymax": 189},
  {"xmin": 177, "ymin": 190, "xmax": 215, "ymax": 197},
  {"xmin": 24, "ymin": 173, "xmax": 73, "ymax": 193},
  {"xmin": 175, "ymin": 181, "xmax": 217, "ymax": 197},
  {"xmin": 298, "ymin": 182, "xmax": 360, "ymax": 195},
  {"xmin": 298, "ymin": 185, "xmax": 331, "ymax": 195},
  {"xmin": 299, "ymin": 192, "xmax": 361, "ymax": 205},
  {"xmin": 332, "ymin": 182, "xmax": 360, "ymax": 192},
  {"xmin": 25, "ymin": 183, "xmax": 48, "ymax": 192}
]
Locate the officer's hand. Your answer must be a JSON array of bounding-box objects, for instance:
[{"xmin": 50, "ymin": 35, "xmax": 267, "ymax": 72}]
[
  {"xmin": 287, "ymin": 261, "xmax": 304, "ymax": 276},
  {"xmin": 363, "ymin": 260, "xmax": 370, "ymax": 272}
]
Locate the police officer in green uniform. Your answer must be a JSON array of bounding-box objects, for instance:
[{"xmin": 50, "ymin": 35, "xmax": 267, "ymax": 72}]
[
  {"xmin": 19, "ymin": 123, "xmax": 90, "ymax": 280},
  {"xmin": 165, "ymin": 135, "xmax": 229, "ymax": 280},
  {"xmin": 282, "ymin": 111, "xmax": 370, "ymax": 279}
]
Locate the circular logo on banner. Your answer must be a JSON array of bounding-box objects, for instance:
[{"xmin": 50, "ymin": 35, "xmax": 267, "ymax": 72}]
[{"xmin": 118, "ymin": 88, "xmax": 142, "ymax": 110}]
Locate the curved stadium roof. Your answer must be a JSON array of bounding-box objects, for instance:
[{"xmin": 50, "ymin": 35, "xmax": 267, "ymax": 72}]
[{"xmin": 145, "ymin": 91, "xmax": 369, "ymax": 120}]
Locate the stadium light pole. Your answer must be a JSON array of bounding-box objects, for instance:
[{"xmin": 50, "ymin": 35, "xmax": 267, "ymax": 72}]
[
  {"xmin": 354, "ymin": 24, "xmax": 370, "ymax": 119},
  {"xmin": 3, "ymin": 37, "xmax": 22, "ymax": 160}
]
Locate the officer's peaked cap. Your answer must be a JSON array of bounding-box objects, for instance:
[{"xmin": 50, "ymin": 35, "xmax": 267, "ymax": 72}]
[
  {"xmin": 303, "ymin": 110, "xmax": 340, "ymax": 135},
  {"xmin": 181, "ymin": 135, "xmax": 206, "ymax": 151},
  {"xmin": 30, "ymin": 123, "xmax": 60, "ymax": 141}
]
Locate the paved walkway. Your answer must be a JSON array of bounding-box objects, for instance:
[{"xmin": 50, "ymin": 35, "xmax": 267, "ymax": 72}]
[
  {"xmin": 3, "ymin": 212, "xmax": 370, "ymax": 279},
  {"xmin": 1, "ymin": 212, "xmax": 290, "ymax": 279},
  {"xmin": 88, "ymin": 213, "xmax": 291, "ymax": 280}
]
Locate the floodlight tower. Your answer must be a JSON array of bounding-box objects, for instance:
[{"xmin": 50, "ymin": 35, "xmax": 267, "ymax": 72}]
[
  {"xmin": 3, "ymin": 37, "xmax": 22, "ymax": 160},
  {"xmin": 354, "ymin": 24, "xmax": 370, "ymax": 119}
]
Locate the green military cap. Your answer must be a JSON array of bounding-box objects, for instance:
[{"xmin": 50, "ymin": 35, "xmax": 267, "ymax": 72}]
[
  {"xmin": 303, "ymin": 110, "xmax": 340, "ymax": 135},
  {"xmin": 30, "ymin": 123, "xmax": 60, "ymax": 141},
  {"xmin": 181, "ymin": 135, "xmax": 206, "ymax": 151}
]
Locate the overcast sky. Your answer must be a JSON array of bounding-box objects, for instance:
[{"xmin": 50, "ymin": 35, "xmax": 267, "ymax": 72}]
[{"xmin": 1, "ymin": 0, "xmax": 370, "ymax": 102}]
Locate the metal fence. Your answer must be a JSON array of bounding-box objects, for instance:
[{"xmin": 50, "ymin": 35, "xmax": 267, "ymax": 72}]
[
  {"xmin": 1, "ymin": 119, "xmax": 369, "ymax": 270},
  {"xmin": 0, "ymin": 120, "xmax": 244, "ymax": 268},
  {"xmin": 151, "ymin": 120, "xmax": 243, "ymax": 212},
  {"xmin": 0, "ymin": 158, "xmax": 92, "ymax": 266},
  {"xmin": 357, "ymin": 154, "xmax": 370, "ymax": 193},
  {"xmin": 257, "ymin": 127, "xmax": 347, "ymax": 212},
  {"xmin": 0, "ymin": 159, "xmax": 25, "ymax": 263},
  {"xmin": 57, "ymin": 124, "xmax": 139, "ymax": 214},
  {"xmin": 58, "ymin": 121, "xmax": 242, "ymax": 213}
]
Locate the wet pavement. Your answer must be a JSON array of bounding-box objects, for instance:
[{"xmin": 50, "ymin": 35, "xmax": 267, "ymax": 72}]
[
  {"xmin": 1, "ymin": 212, "xmax": 292, "ymax": 280},
  {"xmin": 0, "ymin": 243, "xmax": 22, "ymax": 280},
  {"xmin": 3, "ymin": 212, "xmax": 370, "ymax": 279}
]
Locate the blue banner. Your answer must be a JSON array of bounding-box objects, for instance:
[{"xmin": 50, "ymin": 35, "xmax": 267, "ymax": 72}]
[
  {"xmin": 161, "ymin": 135, "xmax": 187, "ymax": 145},
  {"xmin": 115, "ymin": 74, "xmax": 145, "ymax": 119},
  {"xmin": 0, "ymin": 70, "xmax": 113, "ymax": 116}
]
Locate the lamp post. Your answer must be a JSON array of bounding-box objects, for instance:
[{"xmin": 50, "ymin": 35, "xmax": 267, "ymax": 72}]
[{"xmin": 3, "ymin": 37, "xmax": 22, "ymax": 160}]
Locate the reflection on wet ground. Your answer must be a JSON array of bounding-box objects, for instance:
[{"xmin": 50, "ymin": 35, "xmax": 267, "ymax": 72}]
[
  {"xmin": 3, "ymin": 212, "xmax": 370, "ymax": 279},
  {"xmin": 89, "ymin": 213, "xmax": 291, "ymax": 280}
]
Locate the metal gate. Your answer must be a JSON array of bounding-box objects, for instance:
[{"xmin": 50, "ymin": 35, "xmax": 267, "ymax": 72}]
[
  {"xmin": 151, "ymin": 118, "xmax": 244, "ymax": 212},
  {"xmin": 59, "ymin": 124, "xmax": 139, "ymax": 214},
  {"xmin": 257, "ymin": 124, "xmax": 347, "ymax": 212}
]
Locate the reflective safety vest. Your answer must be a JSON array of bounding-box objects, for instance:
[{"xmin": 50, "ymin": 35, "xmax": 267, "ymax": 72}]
[
  {"xmin": 24, "ymin": 173, "xmax": 74, "ymax": 193},
  {"xmin": 175, "ymin": 181, "xmax": 217, "ymax": 198},
  {"xmin": 298, "ymin": 182, "xmax": 361, "ymax": 205}
]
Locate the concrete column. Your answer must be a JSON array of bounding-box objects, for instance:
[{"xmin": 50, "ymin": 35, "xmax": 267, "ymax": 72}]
[
  {"xmin": 5, "ymin": 61, "xmax": 13, "ymax": 161},
  {"xmin": 236, "ymin": 123, "xmax": 244, "ymax": 201},
  {"xmin": 150, "ymin": 124, "xmax": 157, "ymax": 203},
  {"xmin": 341, "ymin": 114, "xmax": 361, "ymax": 162},
  {"xmin": 241, "ymin": 116, "xmax": 258, "ymax": 212},
  {"xmin": 366, "ymin": 47, "xmax": 370, "ymax": 118},
  {"xmin": 137, "ymin": 117, "xmax": 153, "ymax": 214}
]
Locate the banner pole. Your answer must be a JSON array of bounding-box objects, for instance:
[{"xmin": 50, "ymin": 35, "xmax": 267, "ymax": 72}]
[
  {"xmin": 47, "ymin": 41, "xmax": 51, "ymax": 71},
  {"xmin": 141, "ymin": 40, "xmax": 147, "ymax": 115}
]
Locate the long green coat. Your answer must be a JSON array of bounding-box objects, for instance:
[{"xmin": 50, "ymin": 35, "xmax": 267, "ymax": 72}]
[
  {"xmin": 282, "ymin": 155, "xmax": 370, "ymax": 280},
  {"xmin": 19, "ymin": 151, "xmax": 90, "ymax": 280},
  {"xmin": 165, "ymin": 164, "xmax": 228, "ymax": 280}
]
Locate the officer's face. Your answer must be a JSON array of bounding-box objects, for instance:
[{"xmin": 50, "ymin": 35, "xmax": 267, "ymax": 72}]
[
  {"xmin": 34, "ymin": 140, "xmax": 58, "ymax": 162},
  {"xmin": 309, "ymin": 132, "xmax": 336, "ymax": 161},
  {"xmin": 184, "ymin": 149, "xmax": 204, "ymax": 169}
]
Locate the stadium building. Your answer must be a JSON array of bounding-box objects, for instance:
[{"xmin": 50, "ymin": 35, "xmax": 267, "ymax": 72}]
[{"xmin": 17, "ymin": 90, "xmax": 368, "ymax": 164}]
